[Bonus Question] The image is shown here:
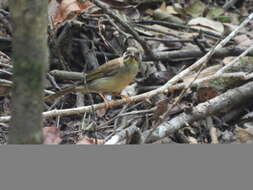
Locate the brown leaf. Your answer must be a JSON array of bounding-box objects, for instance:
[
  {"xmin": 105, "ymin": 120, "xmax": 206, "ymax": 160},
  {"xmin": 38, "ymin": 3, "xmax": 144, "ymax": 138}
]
[
  {"xmin": 152, "ymin": 98, "xmax": 170, "ymax": 123},
  {"xmin": 77, "ymin": 137, "xmax": 105, "ymax": 144},
  {"xmin": 43, "ymin": 126, "xmax": 62, "ymax": 144},
  {"xmin": 188, "ymin": 17, "xmax": 224, "ymax": 35},
  {"xmin": 234, "ymin": 35, "xmax": 253, "ymax": 47},
  {"xmin": 197, "ymin": 87, "xmax": 218, "ymax": 102},
  {"xmin": 53, "ymin": 0, "xmax": 93, "ymax": 25},
  {"xmin": 235, "ymin": 127, "xmax": 253, "ymax": 144}
]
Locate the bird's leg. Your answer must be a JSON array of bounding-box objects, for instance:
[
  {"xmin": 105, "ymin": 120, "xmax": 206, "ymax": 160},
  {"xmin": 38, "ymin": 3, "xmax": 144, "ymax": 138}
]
[{"xmin": 98, "ymin": 93, "xmax": 112, "ymax": 109}]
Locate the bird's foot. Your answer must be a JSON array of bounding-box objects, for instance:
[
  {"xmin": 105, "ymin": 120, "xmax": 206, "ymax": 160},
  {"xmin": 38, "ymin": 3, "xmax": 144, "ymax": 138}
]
[
  {"xmin": 98, "ymin": 93, "xmax": 112, "ymax": 109},
  {"xmin": 112, "ymin": 93, "xmax": 132, "ymax": 103}
]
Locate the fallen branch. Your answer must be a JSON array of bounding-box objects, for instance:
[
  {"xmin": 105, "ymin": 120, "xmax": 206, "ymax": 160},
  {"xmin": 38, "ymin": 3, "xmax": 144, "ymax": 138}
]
[
  {"xmin": 105, "ymin": 124, "xmax": 143, "ymax": 145},
  {"xmin": 143, "ymin": 81, "xmax": 253, "ymax": 143},
  {"xmin": 146, "ymin": 47, "xmax": 253, "ymax": 61}
]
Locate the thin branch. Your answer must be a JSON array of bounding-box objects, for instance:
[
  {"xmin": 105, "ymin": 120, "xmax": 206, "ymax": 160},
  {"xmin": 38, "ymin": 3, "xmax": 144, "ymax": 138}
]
[
  {"xmin": 217, "ymin": 43, "xmax": 253, "ymax": 74},
  {"xmin": 105, "ymin": 123, "xmax": 143, "ymax": 144}
]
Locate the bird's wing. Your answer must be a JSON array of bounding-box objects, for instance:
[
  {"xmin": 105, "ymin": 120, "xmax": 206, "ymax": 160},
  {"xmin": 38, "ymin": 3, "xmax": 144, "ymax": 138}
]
[{"xmin": 86, "ymin": 57, "xmax": 124, "ymax": 82}]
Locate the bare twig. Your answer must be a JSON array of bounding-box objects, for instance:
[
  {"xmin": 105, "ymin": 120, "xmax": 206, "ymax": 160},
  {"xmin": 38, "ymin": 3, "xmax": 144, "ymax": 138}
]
[
  {"xmin": 217, "ymin": 44, "xmax": 253, "ymax": 74},
  {"xmin": 0, "ymin": 62, "xmax": 12, "ymax": 69},
  {"xmin": 206, "ymin": 117, "xmax": 219, "ymax": 144}
]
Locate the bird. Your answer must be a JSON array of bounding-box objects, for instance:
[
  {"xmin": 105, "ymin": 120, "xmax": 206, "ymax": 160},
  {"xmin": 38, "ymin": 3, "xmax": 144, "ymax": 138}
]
[{"xmin": 45, "ymin": 47, "xmax": 141, "ymax": 101}]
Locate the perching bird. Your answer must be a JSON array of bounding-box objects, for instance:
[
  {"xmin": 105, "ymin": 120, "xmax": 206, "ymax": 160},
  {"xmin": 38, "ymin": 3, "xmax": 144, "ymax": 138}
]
[{"xmin": 45, "ymin": 47, "xmax": 141, "ymax": 101}]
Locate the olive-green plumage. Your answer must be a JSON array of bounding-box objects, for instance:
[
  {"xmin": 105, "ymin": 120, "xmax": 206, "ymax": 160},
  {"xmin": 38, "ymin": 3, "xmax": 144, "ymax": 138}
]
[{"xmin": 45, "ymin": 47, "xmax": 141, "ymax": 101}]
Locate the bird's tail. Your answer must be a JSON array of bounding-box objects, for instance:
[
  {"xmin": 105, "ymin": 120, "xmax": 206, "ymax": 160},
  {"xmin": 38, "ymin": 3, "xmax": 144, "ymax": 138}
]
[{"xmin": 44, "ymin": 85, "xmax": 89, "ymax": 101}]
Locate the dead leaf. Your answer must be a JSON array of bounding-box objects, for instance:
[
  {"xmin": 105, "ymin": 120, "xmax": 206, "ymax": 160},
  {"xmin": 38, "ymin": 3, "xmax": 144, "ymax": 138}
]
[
  {"xmin": 234, "ymin": 35, "xmax": 253, "ymax": 47},
  {"xmin": 152, "ymin": 98, "xmax": 170, "ymax": 123},
  {"xmin": 197, "ymin": 87, "xmax": 218, "ymax": 102},
  {"xmin": 166, "ymin": 6, "xmax": 178, "ymax": 15},
  {"xmin": 53, "ymin": 0, "xmax": 93, "ymax": 25},
  {"xmin": 159, "ymin": 2, "xmax": 167, "ymax": 11},
  {"xmin": 77, "ymin": 137, "xmax": 105, "ymax": 144},
  {"xmin": 188, "ymin": 17, "xmax": 224, "ymax": 35},
  {"xmin": 184, "ymin": 0, "xmax": 205, "ymax": 18},
  {"xmin": 43, "ymin": 126, "xmax": 62, "ymax": 144},
  {"xmin": 222, "ymin": 56, "xmax": 235, "ymax": 66},
  {"xmin": 183, "ymin": 64, "xmax": 222, "ymax": 85},
  {"xmin": 153, "ymin": 9, "xmax": 184, "ymax": 24},
  {"xmin": 235, "ymin": 127, "xmax": 253, "ymax": 144},
  {"xmin": 188, "ymin": 136, "xmax": 198, "ymax": 144}
]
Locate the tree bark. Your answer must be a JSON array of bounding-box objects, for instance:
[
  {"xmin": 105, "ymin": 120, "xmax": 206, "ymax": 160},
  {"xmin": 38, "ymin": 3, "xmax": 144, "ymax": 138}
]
[{"xmin": 8, "ymin": 0, "xmax": 48, "ymax": 144}]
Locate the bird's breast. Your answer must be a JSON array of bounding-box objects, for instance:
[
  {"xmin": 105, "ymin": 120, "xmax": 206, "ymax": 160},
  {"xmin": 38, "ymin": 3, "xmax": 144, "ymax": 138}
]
[{"xmin": 87, "ymin": 63, "xmax": 138, "ymax": 93}]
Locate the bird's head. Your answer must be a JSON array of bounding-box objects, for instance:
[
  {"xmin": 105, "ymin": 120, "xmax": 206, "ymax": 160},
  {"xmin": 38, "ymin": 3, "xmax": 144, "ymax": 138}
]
[{"xmin": 123, "ymin": 47, "xmax": 142, "ymax": 64}]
